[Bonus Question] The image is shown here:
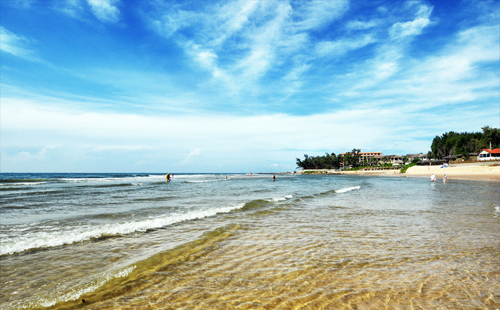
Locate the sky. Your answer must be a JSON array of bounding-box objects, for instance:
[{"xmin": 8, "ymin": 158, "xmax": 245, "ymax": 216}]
[{"xmin": 1, "ymin": 0, "xmax": 499, "ymax": 173}]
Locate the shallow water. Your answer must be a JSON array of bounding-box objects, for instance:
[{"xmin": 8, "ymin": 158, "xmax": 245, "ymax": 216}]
[{"xmin": 1, "ymin": 173, "xmax": 499, "ymax": 309}]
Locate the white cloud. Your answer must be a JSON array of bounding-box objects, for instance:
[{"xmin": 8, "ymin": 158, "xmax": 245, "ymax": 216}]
[
  {"xmin": 0, "ymin": 27, "xmax": 36, "ymax": 60},
  {"xmin": 292, "ymin": 0, "xmax": 349, "ymax": 31},
  {"xmin": 389, "ymin": 3, "xmax": 433, "ymax": 40},
  {"xmin": 56, "ymin": 0, "xmax": 85, "ymax": 18},
  {"xmin": 145, "ymin": 0, "xmax": 351, "ymax": 94},
  {"xmin": 14, "ymin": 0, "xmax": 34, "ymax": 9},
  {"xmin": 316, "ymin": 34, "xmax": 376, "ymax": 57},
  {"xmin": 87, "ymin": 0, "xmax": 120, "ymax": 23},
  {"xmin": 2, "ymin": 97, "xmax": 497, "ymax": 173},
  {"xmin": 389, "ymin": 17, "xmax": 430, "ymax": 39},
  {"xmin": 179, "ymin": 148, "xmax": 202, "ymax": 165},
  {"xmin": 346, "ymin": 19, "xmax": 381, "ymax": 30}
]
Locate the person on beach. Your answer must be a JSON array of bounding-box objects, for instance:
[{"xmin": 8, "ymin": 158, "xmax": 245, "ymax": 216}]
[
  {"xmin": 443, "ymin": 174, "xmax": 447, "ymax": 183},
  {"xmin": 431, "ymin": 174, "xmax": 436, "ymax": 182},
  {"xmin": 272, "ymin": 174, "xmax": 276, "ymax": 181}
]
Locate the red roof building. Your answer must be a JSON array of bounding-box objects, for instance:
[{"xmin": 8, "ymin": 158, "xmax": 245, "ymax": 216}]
[{"xmin": 477, "ymin": 148, "xmax": 500, "ymax": 161}]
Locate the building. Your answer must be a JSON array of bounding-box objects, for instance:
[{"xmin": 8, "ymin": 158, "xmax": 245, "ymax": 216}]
[
  {"xmin": 338, "ymin": 151, "xmax": 382, "ymax": 167},
  {"xmin": 406, "ymin": 153, "xmax": 427, "ymax": 161},
  {"xmin": 339, "ymin": 151, "xmax": 382, "ymax": 160},
  {"xmin": 477, "ymin": 148, "xmax": 500, "ymax": 161},
  {"xmin": 383, "ymin": 155, "xmax": 404, "ymax": 165}
]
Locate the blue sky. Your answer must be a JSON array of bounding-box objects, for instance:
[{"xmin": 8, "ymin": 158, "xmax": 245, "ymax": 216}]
[{"xmin": 1, "ymin": 0, "xmax": 499, "ymax": 173}]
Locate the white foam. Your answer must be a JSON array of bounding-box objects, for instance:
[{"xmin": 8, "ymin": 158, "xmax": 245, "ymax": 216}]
[
  {"xmin": 186, "ymin": 180, "xmax": 220, "ymax": 183},
  {"xmin": 336, "ymin": 186, "xmax": 361, "ymax": 193},
  {"xmin": 0, "ymin": 203, "xmax": 246, "ymax": 256},
  {"xmin": 266, "ymin": 195, "xmax": 293, "ymax": 202},
  {"xmin": 0, "ymin": 182, "xmax": 47, "ymax": 186},
  {"xmin": 35, "ymin": 266, "xmax": 136, "ymax": 308}
]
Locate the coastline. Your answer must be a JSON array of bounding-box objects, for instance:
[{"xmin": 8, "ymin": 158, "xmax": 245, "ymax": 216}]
[
  {"xmin": 404, "ymin": 163, "xmax": 500, "ymax": 182},
  {"xmin": 299, "ymin": 162, "xmax": 500, "ymax": 181}
]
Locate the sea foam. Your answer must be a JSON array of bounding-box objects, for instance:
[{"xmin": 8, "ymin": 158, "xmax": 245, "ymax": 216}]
[
  {"xmin": 0, "ymin": 203, "xmax": 246, "ymax": 256},
  {"xmin": 336, "ymin": 186, "xmax": 361, "ymax": 193}
]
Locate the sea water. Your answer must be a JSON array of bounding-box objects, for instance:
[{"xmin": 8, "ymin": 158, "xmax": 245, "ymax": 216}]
[{"xmin": 0, "ymin": 173, "xmax": 499, "ymax": 309}]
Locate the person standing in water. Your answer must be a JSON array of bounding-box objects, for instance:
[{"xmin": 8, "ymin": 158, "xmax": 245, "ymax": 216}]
[
  {"xmin": 431, "ymin": 174, "xmax": 436, "ymax": 182},
  {"xmin": 443, "ymin": 174, "xmax": 447, "ymax": 183},
  {"xmin": 272, "ymin": 174, "xmax": 276, "ymax": 181}
]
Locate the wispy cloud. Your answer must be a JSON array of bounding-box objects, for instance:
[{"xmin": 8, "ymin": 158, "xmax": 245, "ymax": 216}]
[
  {"xmin": 55, "ymin": 0, "xmax": 85, "ymax": 18},
  {"xmin": 87, "ymin": 0, "xmax": 120, "ymax": 23},
  {"xmin": 346, "ymin": 19, "xmax": 381, "ymax": 30},
  {"xmin": 145, "ymin": 0, "xmax": 351, "ymax": 95},
  {"xmin": 54, "ymin": 0, "xmax": 120, "ymax": 22},
  {"xmin": 389, "ymin": 4, "xmax": 433, "ymax": 40},
  {"xmin": 316, "ymin": 34, "xmax": 376, "ymax": 57},
  {"xmin": 0, "ymin": 27, "xmax": 36, "ymax": 60},
  {"xmin": 179, "ymin": 148, "xmax": 202, "ymax": 165},
  {"xmin": 14, "ymin": 0, "xmax": 34, "ymax": 9}
]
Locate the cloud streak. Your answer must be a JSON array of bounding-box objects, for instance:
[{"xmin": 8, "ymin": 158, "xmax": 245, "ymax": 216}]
[
  {"xmin": 0, "ymin": 27, "xmax": 36, "ymax": 60},
  {"xmin": 87, "ymin": 0, "xmax": 120, "ymax": 23}
]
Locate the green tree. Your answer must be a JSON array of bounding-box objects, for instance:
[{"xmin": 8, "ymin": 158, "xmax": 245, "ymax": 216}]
[{"xmin": 430, "ymin": 127, "xmax": 499, "ymax": 159}]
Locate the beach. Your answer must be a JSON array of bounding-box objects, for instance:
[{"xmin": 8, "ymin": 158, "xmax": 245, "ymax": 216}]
[
  {"xmin": 1, "ymin": 173, "xmax": 499, "ymax": 309},
  {"xmin": 404, "ymin": 162, "xmax": 500, "ymax": 181},
  {"xmin": 314, "ymin": 162, "xmax": 500, "ymax": 181}
]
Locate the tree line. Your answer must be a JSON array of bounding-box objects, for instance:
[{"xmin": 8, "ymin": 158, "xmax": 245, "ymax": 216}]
[
  {"xmin": 296, "ymin": 126, "xmax": 499, "ymax": 169},
  {"xmin": 430, "ymin": 126, "xmax": 499, "ymax": 159},
  {"xmin": 296, "ymin": 149, "xmax": 361, "ymax": 170}
]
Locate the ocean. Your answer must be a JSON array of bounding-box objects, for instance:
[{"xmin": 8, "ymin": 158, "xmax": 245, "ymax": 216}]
[{"xmin": 1, "ymin": 173, "xmax": 499, "ymax": 309}]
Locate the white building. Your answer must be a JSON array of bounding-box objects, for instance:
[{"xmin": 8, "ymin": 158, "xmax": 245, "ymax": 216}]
[{"xmin": 477, "ymin": 149, "xmax": 500, "ymax": 161}]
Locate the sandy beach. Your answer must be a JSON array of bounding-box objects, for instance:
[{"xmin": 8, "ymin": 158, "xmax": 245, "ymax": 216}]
[
  {"xmin": 303, "ymin": 162, "xmax": 500, "ymax": 181},
  {"xmin": 404, "ymin": 162, "xmax": 500, "ymax": 181}
]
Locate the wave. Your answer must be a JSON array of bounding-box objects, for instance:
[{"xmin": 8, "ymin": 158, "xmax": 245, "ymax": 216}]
[
  {"xmin": 0, "ymin": 203, "xmax": 247, "ymax": 256},
  {"xmin": 76, "ymin": 183, "xmax": 137, "ymax": 188},
  {"xmin": 307, "ymin": 186, "xmax": 361, "ymax": 198},
  {"xmin": 185, "ymin": 179, "xmax": 221, "ymax": 183},
  {"xmin": 265, "ymin": 194, "xmax": 294, "ymax": 202},
  {"xmin": 336, "ymin": 186, "xmax": 361, "ymax": 193},
  {"xmin": 40, "ymin": 224, "xmax": 241, "ymax": 309},
  {"xmin": 0, "ymin": 178, "xmax": 49, "ymax": 184},
  {"xmin": 27, "ymin": 265, "xmax": 136, "ymax": 309}
]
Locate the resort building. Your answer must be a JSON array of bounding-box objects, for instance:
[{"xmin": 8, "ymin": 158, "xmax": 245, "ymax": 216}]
[
  {"xmin": 383, "ymin": 155, "xmax": 404, "ymax": 165},
  {"xmin": 406, "ymin": 153, "xmax": 427, "ymax": 161},
  {"xmin": 477, "ymin": 148, "xmax": 500, "ymax": 161},
  {"xmin": 339, "ymin": 151, "xmax": 382, "ymax": 160}
]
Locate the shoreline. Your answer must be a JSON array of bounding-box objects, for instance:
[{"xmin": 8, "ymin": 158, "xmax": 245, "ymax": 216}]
[{"xmin": 299, "ymin": 162, "xmax": 500, "ymax": 182}]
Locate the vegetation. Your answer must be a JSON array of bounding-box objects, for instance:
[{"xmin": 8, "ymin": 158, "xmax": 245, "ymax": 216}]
[
  {"xmin": 295, "ymin": 126, "xmax": 499, "ymax": 171},
  {"xmin": 296, "ymin": 153, "xmax": 341, "ymax": 170},
  {"xmin": 430, "ymin": 126, "xmax": 500, "ymax": 159},
  {"xmin": 400, "ymin": 163, "xmax": 417, "ymax": 173},
  {"xmin": 296, "ymin": 149, "xmax": 362, "ymax": 170}
]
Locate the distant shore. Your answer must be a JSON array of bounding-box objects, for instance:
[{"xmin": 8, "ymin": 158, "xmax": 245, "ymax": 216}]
[
  {"xmin": 404, "ymin": 162, "xmax": 500, "ymax": 181},
  {"xmin": 299, "ymin": 162, "xmax": 500, "ymax": 181}
]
